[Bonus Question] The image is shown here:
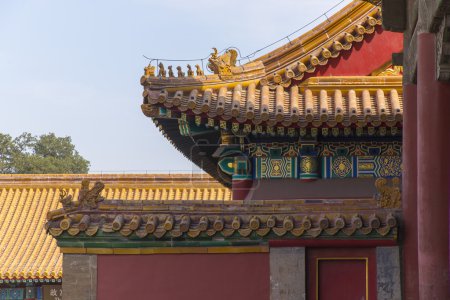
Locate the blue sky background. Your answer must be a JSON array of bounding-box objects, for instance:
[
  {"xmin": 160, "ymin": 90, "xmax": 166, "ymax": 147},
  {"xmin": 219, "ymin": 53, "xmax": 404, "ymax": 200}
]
[{"xmin": 0, "ymin": 0, "xmax": 352, "ymax": 173}]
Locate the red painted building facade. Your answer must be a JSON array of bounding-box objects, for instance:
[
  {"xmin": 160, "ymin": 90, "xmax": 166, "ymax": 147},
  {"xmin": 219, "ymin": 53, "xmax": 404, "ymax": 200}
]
[{"xmin": 46, "ymin": 1, "xmax": 406, "ymax": 299}]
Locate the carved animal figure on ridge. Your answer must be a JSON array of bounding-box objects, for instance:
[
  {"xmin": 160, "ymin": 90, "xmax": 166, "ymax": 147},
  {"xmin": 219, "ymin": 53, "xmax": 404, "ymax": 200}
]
[
  {"xmin": 168, "ymin": 65, "xmax": 175, "ymax": 77},
  {"xmin": 176, "ymin": 66, "xmax": 185, "ymax": 77},
  {"xmin": 187, "ymin": 64, "xmax": 194, "ymax": 77},
  {"xmin": 78, "ymin": 179, "xmax": 105, "ymax": 209},
  {"xmin": 195, "ymin": 64, "xmax": 204, "ymax": 76},
  {"xmin": 59, "ymin": 190, "xmax": 74, "ymax": 209},
  {"xmin": 158, "ymin": 62, "xmax": 166, "ymax": 77}
]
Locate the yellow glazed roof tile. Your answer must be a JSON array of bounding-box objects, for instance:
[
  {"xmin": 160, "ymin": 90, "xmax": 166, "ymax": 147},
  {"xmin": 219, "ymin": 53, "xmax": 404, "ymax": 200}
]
[
  {"xmin": 0, "ymin": 174, "xmax": 230, "ymax": 280},
  {"xmin": 142, "ymin": 76, "xmax": 403, "ymax": 128}
]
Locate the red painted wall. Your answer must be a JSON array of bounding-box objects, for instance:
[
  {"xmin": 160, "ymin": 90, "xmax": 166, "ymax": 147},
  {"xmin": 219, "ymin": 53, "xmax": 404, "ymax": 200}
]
[
  {"xmin": 302, "ymin": 28, "xmax": 403, "ymax": 81},
  {"xmin": 318, "ymin": 259, "xmax": 367, "ymax": 299},
  {"xmin": 306, "ymin": 248, "xmax": 377, "ymax": 300},
  {"xmin": 97, "ymin": 253, "xmax": 270, "ymax": 300}
]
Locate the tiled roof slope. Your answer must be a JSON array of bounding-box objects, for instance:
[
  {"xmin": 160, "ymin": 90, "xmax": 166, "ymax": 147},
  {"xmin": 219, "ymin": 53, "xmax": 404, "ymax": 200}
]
[{"xmin": 0, "ymin": 174, "xmax": 230, "ymax": 280}]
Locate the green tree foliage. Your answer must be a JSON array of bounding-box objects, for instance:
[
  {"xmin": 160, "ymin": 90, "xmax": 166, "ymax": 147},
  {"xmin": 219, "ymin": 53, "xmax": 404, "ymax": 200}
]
[{"xmin": 0, "ymin": 132, "xmax": 90, "ymax": 174}]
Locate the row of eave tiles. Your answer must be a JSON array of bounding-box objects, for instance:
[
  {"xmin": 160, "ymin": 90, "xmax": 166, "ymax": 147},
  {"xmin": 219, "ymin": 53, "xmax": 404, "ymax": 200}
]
[
  {"xmin": 148, "ymin": 86, "xmax": 403, "ymax": 125},
  {"xmin": 0, "ymin": 186, "xmax": 231, "ymax": 279}
]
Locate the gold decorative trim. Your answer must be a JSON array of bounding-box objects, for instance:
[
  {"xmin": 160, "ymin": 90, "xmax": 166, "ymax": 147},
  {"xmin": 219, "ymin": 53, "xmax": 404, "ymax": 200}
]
[
  {"xmin": 371, "ymin": 61, "xmax": 403, "ymax": 76},
  {"xmin": 375, "ymin": 177, "xmax": 401, "ymax": 208}
]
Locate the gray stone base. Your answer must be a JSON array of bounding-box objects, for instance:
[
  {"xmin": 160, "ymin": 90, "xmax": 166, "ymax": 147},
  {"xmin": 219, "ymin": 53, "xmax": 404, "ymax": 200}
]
[
  {"xmin": 270, "ymin": 247, "xmax": 305, "ymax": 300},
  {"xmin": 62, "ymin": 254, "xmax": 97, "ymax": 300},
  {"xmin": 377, "ymin": 246, "xmax": 401, "ymax": 300}
]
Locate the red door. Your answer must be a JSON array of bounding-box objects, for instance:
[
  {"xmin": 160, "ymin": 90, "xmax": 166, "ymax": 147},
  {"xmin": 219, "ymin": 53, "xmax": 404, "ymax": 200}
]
[{"xmin": 307, "ymin": 248, "xmax": 376, "ymax": 300}]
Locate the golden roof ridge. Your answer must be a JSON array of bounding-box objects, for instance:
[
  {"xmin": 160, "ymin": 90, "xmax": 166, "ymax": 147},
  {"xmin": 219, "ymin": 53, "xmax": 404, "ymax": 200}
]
[
  {"xmin": 0, "ymin": 173, "xmax": 222, "ymax": 186},
  {"xmin": 255, "ymin": 1, "xmax": 378, "ymax": 72}
]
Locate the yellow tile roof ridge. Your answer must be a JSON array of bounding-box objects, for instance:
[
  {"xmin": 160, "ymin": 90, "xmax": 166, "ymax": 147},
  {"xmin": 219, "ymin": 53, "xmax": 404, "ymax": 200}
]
[
  {"xmin": 141, "ymin": 1, "xmax": 381, "ymax": 90},
  {"xmin": 298, "ymin": 75, "xmax": 402, "ymax": 91},
  {"xmin": 0, "ymin": 173, "xmax": 213, "ymax": 180},
  {"xmin": 0, "ymin": 173, "xmax": 224, "ymax": 188},
  {"xmin": 255, "ymin": 1, "xmax": 375, "ymax": 70},
  {"xmin": 300, "ymin": 75, "xmax": 402, "ymax": 84}
]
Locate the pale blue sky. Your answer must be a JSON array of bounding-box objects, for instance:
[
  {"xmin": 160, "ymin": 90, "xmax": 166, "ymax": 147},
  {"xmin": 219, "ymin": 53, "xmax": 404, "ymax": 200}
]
[{"xmin": 0, "ymin": 0, "xmax": 352, "ymax": 173}]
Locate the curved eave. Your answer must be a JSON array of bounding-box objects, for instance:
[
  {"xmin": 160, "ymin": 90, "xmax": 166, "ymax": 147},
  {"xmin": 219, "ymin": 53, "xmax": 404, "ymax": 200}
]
[
  {"xmin": 47, "ymin": 202, "xmax": 399, "ymax": 242},
  {"xmin": 141, "ymin": 1, "xmax": 383, "ymax": 90},
  {"xmin": 255, "ymin": 1, "xmax": 379, "ymax": 73},
  {"xmin": 142, "ymin": 76, "xmax": 403, "ymax": 129}
]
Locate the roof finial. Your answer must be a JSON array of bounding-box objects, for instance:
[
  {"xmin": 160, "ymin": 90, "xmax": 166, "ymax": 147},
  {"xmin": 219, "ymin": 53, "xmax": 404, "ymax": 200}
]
[{"xmin": 144, "ymin": 64, "xmax": 155, "ymax": 78}]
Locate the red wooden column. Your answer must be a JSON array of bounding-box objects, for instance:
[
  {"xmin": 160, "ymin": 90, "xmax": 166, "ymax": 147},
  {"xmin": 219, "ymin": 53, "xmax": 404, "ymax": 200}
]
[
  {"xmin": 417, "ymin": 32, "xmax": 450, "ymax": 299},
  {"xmin": 402, "ymin": 83, "xmax": 419, "ymax": 300}
]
